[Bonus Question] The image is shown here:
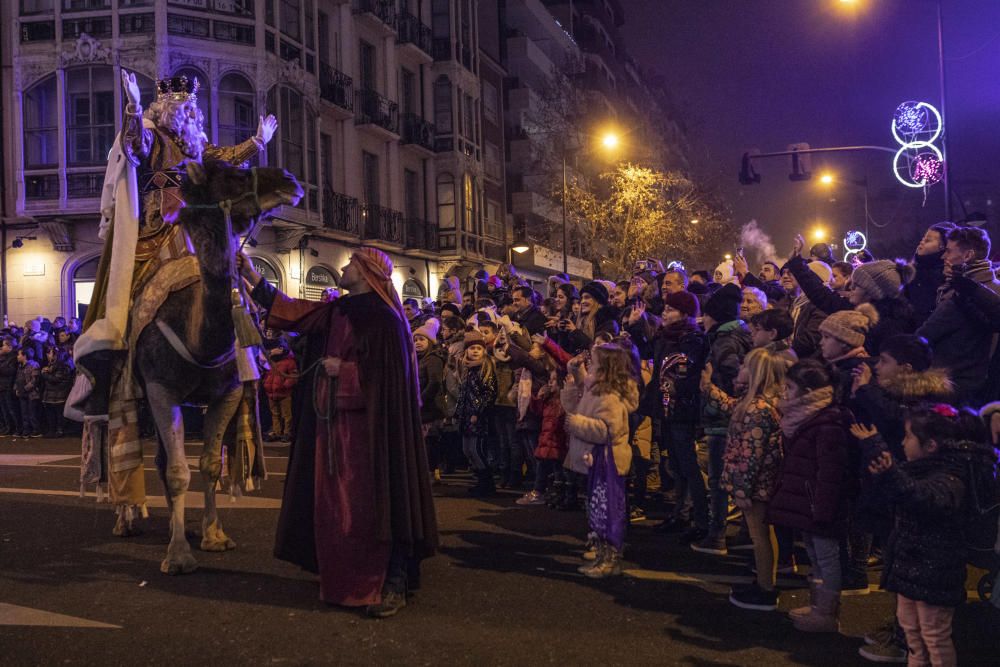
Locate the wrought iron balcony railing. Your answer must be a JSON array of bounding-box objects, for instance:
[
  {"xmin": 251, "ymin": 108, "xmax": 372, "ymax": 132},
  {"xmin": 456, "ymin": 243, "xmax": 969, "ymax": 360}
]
[
  {"xmin": 323, "ymin": 189, "xmax": 360, "ymax": 236},
  {"xmin": 355, "ymin": 89, "xmax": 399, "ymax": 134},
  {"xmin": 319, "ymin": 64, "xmax": 354, "ymax": 112},
  {"xmin": 405, "ymin": 218, "xmax": 439, "ymax": 252},
  {"xmin": 352, "ymin": 0, "xmax": 394, "ymax": 28},
  {"xmin": 396, "ymin": 12, "xmax": 432, "ymax": 56},
  {"xmin": 360, "ymin": 203, "xmax": 404, "ymax": 244},
  {"xmin": 401, "ymin": 113, "xmax": 435, "ymax": 151}
]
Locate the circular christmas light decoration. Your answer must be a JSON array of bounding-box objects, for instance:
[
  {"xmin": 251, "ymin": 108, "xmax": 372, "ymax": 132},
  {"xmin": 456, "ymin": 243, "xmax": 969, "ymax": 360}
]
[
  {"xmin": 842, "ymin": 230, "xmax": 867, "ymax": 262},
  {"xmin": 891, "ymin": 101, "xmax": 944, "ymax": 189}
]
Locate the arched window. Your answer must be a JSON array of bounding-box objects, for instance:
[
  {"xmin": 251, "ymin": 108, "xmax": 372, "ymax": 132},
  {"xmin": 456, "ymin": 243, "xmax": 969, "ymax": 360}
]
[
  {"xmin": 437, "ymin": 173, "xmax": 455, "ymax": 230},
  {"xmin": 72, "ymin": 255, "xmax": 101, "ymax": 321},
  {"xmin": 304, "ymin": 264, "xmax": 339, "ymax": 301},
  {"xmin": 217, "ymin": 72, "xmax": 255, "ymax": 148},
  {"xmin": 172, "ymin": 67, "xmax": 211, "ymax": 140},
  {"xmin": 249, "ymin": 256, "xmax": 282, "ymax": 289},
  {"xmin": 23, "ymin": 74, "xmax": 58, "ymax": 169},
  {"xmin": 65, "ymin": 66, "xmax": 115, "ymax": 166}
]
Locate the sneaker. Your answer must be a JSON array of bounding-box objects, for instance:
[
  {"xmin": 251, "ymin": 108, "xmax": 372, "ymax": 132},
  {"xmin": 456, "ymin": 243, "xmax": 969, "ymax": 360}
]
[
  {"xmin": 515, "ymin": 490, "xmax": 546, "ymax": 506},
  {"xmin": 629, "ymin": 507, "xmax": 647, "ymax": 523},
  {"xmin": 585, "ymin": 547, "xmax": 622, "ymax": 579},
  {"xmin": 691, "ymin": 533, "xmax": 728, "ymax": 556},
  {"xmin": 841, "ymin": 573, "xmax": 872, "ymax": 596},
  {"xmin": 858, "ymin": 640, "xmax": 908, "ymax": 663},
  {"xmin": 729, "ymin": 583, "xmax": 779, "ymax": 611},
  {"xmin": 863, "ymin": 619, "xmax": 897, "ymax": 646},
  {"xmin": 29, "ymin": 432, "xmax": 43, "ymax": 438},
  {"xmin": 365, "ymin": 590, "xmax": 407, "ymax": 618}
]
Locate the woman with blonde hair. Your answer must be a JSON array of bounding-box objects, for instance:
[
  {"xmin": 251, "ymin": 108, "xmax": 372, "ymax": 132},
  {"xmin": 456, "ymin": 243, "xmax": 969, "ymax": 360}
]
[{"xmin": 701, "ymin": 347, "xmax": 787, "ymax": 610}]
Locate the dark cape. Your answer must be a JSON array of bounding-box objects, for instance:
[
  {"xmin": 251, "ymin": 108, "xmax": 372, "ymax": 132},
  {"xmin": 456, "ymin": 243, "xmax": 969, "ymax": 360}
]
[{"xmin": 252, "ymin": 282, "xmax": 438, "ymax": 575}]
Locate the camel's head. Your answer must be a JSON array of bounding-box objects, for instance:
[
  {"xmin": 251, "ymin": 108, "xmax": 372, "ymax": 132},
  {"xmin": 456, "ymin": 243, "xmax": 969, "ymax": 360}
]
[{"xmin": 182, "ymin": 160, "xmax": 304, "ymax": 235}]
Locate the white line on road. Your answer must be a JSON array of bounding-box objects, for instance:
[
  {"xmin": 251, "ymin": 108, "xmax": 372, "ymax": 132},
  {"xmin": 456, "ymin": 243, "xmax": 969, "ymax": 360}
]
[
  {"xmin": 0, "ymin": 603, "xmax": 121, "ymax": 628},
  {"xmin": 0, "ymin": 487, "xmax": 282, "ymax": 509}
]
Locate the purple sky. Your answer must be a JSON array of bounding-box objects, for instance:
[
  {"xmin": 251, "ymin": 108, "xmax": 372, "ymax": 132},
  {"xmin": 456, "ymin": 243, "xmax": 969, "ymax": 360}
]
[{"xmin": 620, "ymin": 0, "xmax": 1000, "ymax": 256}]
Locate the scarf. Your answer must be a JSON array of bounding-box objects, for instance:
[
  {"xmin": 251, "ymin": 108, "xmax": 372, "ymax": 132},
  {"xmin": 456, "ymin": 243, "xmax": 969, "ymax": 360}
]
[
  {"xmin": 790, "ymin": 293, "xmax": 809, "ymax": 324},
  {"xmin": 937, "ymin": 259, "xmax": 997, "ymax": 304},
  {"xmin": 828, "ymin": 347, "xmax": 866, "ymax": 364},
  {"xmin": 516, "ymin": 369, "xmax": 533, "ymax": 420},
  {"xmin": 779, "ymin": 386, "xmax": 833, "ymax": 438}
]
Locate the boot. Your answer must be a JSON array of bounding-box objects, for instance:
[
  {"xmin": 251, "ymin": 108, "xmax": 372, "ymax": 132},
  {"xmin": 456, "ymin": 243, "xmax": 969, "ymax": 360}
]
[
  {"xmin": 789, "ymin": 580, "xmax": 819, "ymax": 620},
  {"xmin": 586, "ymin": 544, "xmax": 623, "ymax": 579},
  {"xmin": 578, "ymin": 540, "xmax": 605, "ymax": 574},
  {"xmin": 793, "ymin": 588, "xmax": 840, "ymax": 633},
  {"xmin": 467, "ymin": 469, "xmax": 496, "ymax": 498},
  {"xmin": 545, "ymin": 480, "xmax": 564, "ymax": 508}
]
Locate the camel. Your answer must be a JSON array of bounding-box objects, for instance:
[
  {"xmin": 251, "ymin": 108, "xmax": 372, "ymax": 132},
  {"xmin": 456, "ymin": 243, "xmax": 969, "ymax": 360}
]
[{"xmin": 133, "ymin": 159, "xmax": 302, "ymax": 574}]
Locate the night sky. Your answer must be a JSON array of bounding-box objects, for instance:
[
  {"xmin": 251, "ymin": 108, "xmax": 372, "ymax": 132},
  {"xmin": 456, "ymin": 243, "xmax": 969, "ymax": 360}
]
[{"xmin": 620, "ymin": 0, "xmax": 1000, "ymax": 258}]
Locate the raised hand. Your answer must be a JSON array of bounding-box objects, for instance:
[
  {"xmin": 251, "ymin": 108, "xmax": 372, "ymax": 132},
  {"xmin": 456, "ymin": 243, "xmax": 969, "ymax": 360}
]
[
  {"xmin": 849, "ymin": 423, "xmax": 878, "ymax": 440},
  {"xmin": 625, "ymin": 301, "xmax": 646, "ymax": 327},
  {"xmin": 851, "ymin": 363, "xmax": 873, "ymax": 395},
  {"xmin": 790, "ymin": 234, "xmax": 805, "ymax": 260},
  {"xmin": 868, "ymin": 451, "xmax": 894, "ymax": 475},
  {"xmin": 121, "ymin": 70, "xmax": 141, "ymax": 106},
  {"xmin": 732, "ymin": 252, "xmax": 749, "ymax": 279},
  {"xmin": 256, "ymin": 114, "xmax": 278, "ymax": 144}
]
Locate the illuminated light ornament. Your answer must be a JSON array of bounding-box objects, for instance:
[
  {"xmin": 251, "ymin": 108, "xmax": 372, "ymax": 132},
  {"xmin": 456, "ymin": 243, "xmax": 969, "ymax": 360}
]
[
  {"xmin": 891, "ymin": 101, "xmax": 944, "ymax": 189},
  {"xmin": 843, "ymin": 230, "xmax": 868, "ymax": 262}
]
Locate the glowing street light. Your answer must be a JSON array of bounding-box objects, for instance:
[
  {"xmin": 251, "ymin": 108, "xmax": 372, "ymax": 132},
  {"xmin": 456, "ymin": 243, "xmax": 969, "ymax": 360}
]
[
  {"xmin": 724, "ymin": 253, "xmax": 732, "ymax": 260},
  {"xmin": 811, "ymin": 226, "xmax": 828, "ymax": 242},
  {"xmin": 690, "ymin": 219, "xmax": 699, "ymax": 225},
  {"xmin": 819, "ymin": 172, "xmax": 835, "ymax": 186},
  {"xmin": 601, "ymin": 132, "xmax": 620, "ymax": 151}
]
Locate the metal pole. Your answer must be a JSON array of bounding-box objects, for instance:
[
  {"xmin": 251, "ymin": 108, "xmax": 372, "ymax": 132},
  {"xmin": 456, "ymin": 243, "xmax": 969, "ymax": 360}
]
[
  {"xmin": 561, "ymin": 152, "xmax": 568, "ymax": 275},
  {"xmin": 937, "ymin": 1, "xmax": 952, "ymax": 220}
]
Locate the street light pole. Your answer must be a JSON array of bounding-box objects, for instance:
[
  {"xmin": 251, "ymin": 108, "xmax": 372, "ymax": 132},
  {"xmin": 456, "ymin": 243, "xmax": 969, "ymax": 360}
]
[
  {"xmin": 561, "ymin": 152, "xmax": 568, "ymax": 275},
  {"xmin": 937, "ymin": 0, "xmax": 952, "ymax": 220}
]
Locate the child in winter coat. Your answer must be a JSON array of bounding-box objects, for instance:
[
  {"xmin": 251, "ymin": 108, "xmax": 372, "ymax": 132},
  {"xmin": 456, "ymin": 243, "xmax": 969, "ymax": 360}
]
[
  {"xmin": 455, "ymin": 330, "xmax": 498, "ymax": 496},
  {"xmin": 263, "ymin": 345, "xmax": 298, "ymax": 441},
  {"xmin": 863, "ymin": 405, "xmax": 996, "ymax": 667},
  {"xmin": 769, "ymin": 360, "xmax": 854, "ymax": 633},
  {"xmin": 414, "ymin": 319, "xmax": 445, "ymax": 481},
  {"xmin": 702, "ymin": 347, "xmax": 788, "ymax": 610},
  {"xmin": 40, "ymin": 345, "xmax": 75, "ymax": 437},
  {"xmin": 14, "ymin": 347, "xmax": 41, "ymax": 438},
  {"xmin": 561, "ymin": 340, "xmax": 640, "ymax": 579},
  {"xmin": 0, "ymin": 336, "xmax": 21, "ymax": 436}
]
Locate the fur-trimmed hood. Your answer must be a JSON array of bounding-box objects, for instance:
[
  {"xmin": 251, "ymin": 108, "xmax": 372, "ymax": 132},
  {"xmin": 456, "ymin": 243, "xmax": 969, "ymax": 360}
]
[{"xmin": 880, "ymin": 367, "xmax": 953, "ymax": 403}]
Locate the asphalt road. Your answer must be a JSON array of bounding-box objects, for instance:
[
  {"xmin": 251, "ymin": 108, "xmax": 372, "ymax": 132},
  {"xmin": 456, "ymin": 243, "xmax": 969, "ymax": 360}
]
[{"xmin": 1, "ymin": 436, "xmax": 997, "ymax": 666}]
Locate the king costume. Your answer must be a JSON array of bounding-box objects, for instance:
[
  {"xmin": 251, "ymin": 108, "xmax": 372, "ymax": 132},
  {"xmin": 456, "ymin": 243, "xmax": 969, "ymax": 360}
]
[{"xmin": 247, "ymin": 248, "xmax": 438, "ymax": 610}]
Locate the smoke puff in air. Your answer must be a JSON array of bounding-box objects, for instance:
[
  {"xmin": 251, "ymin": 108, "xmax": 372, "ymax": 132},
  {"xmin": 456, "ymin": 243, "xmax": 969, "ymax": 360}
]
[{"xmin": 740, "ymin": 220, "xmax": 778, "ymax": 265}]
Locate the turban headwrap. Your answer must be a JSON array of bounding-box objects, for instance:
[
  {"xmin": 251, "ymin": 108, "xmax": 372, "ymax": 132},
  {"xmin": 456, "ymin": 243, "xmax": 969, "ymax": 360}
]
[{"xmin": 351, "ymin": 247, "xmax": 419, "ymax": 372}]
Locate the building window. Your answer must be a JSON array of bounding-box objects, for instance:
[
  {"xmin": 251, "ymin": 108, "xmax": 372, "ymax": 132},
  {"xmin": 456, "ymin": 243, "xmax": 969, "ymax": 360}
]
[
  {"xmin": 359, "ymin": 40, "xmax": 376, "ymax": 90},
  {"xmin": 463, "ymin": 172, "xmax": 473, "ymax": 231},
  {"xmin": 431, "ymin": 0, "xmax": 449, "ymax": 39},
  {"xmin": 120, "ymin": 13, "xmax": 155, "ymax": 34},
  {"xmin": 280, "ymin": 40, "xmax": 301, "ymax": 64},
  {"xmin": 482, "ymin": 80, "xmax": 498, "ymax": 125},
  {"xmin": 306, "ymin": 109, "xmax": 317, "ymax": 209},
  {"xmin": 63, "ymin": 16, "xmax": 112, "ymax": 39},
  {"xmin": 172, "ymin": 67, "xmax": 211, "ymax": 139},
  {"xmin": 21, "ymin": 0, "xmax": 54, "ymax": 14},
  {"xmin": 434, "ymin": 76, "xmax": 451, "ymax": 134},
  {"xmin": 362, "ymin": 151, "xmax": 379, "ymax": 205},
  {"xmin": 280, "ymin": 0, "xmax": 301, "ymax": 41},
  {"xmin": 62, "ymin": 0, "xmax": 109, "ymax": 11},
  {"xmin": 265, "ymin": 31, "xmax": 275, "ymax": 52},
  {"xmin": 120, "ymin": 0, "xmax": 154, "ymax": 6},
  {"xmin": 167, "ymin": 14, "xmax": 210, "ymax": 38},
  {"xmin": 67, "ymin": 172, "xmax": 103, "ymax": 199},
  {"xmin": 23, "ymin": 74, "xmax": 58, "ymax": 169},
  {"xmin": 404, "ymin": 168, "xmax": 420, "ymax": 219},
  {"xmin": 214, "ymin": 20, "xmax": 255, "ymax": 44},
  {"xmin": 25, "ymin": 174, "xmax": 59, "ymax": 201},
  {"xmin": 215, "ymin": 0, "xmax": 253, "ymax": 16},
  {"xmin": 21, "ymin": 21, "xmax": 56, "ymax": 42},
  {"xmin": 65, "ymin": 66, "xmax": 114, "ymax": 167},
  {"xmin": 217, "ymin": 72, "xmax": 255, "ymax": 149},
  {"xmin": 265, "ymin": 0, "xmax": 274, "ymax": 26},
  {"xmin": 437, "ymin": 173, "xmax": 455, "ymax": 229},
  {"xmin": 268, "ymin": 85, "xmax": 316, "ymax": 212},
  {"xmin": 72, "ymin": 255, "xmax": 101, "ymax": 321},
  {"xmin": 304, "ymin": 0, "xmax": 314, "ymax": 48},
  {"xmin": 484, "ymin": 142, "xmax": 501, "ymax": 181}
]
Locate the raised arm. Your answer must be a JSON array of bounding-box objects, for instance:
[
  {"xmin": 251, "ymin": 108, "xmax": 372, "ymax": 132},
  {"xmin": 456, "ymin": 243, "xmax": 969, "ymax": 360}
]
[
  {"xmin": 119, "ymin": 70, "xmax": 153, "ymax": 165},
  {"xmin": 204, "ymin": 114, "xmax": 277, "ymax": 165}
]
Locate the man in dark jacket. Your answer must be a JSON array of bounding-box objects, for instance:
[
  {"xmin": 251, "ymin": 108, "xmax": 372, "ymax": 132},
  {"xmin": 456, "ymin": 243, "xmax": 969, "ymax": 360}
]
[
  {"xmin": 917, "ymin": 227, "xmax": 1000, "ymax": 406},
  {"xmin": 904, "ymin": 222, "xmax": 955, "ymax": 325},
  {"xmin": 511, "ymin": 285, "xmax": 548, "ymax": 336},
  {"xmin": 694, "ymin": 283, "xmax": 752, "ymax": 555},
  {"xmin": 0, "ymin": 336, "xmax": 20, "ymax": 436}
]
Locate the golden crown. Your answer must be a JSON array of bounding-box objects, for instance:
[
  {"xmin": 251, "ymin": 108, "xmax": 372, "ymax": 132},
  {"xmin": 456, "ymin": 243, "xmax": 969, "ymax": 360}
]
[{"xmin": 155, "ymin": 75, "xmax": 200, "ymax": 103}]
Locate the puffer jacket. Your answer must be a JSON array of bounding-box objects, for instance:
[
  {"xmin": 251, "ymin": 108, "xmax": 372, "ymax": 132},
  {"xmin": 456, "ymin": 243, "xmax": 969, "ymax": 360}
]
[
  {"xmin": 635, "ymin": 318, "xmax": 709, "ymax": 423},
  {"xmin": 263, "ymin": 354, "xmax": 298, "ymax": 401},
  {"xmin": 560, "ymin": 378, "xmax": 639, "ymax": 475},
  {"xmin": 417, "ymin": 346, "xmax": 445, "ymax": 423},
  {"xmin": 0, "ymin": 351, "xmax": 18, "ymax": 392},
  {"xmin": 703, "ymin": 320, "xmax": 751, "ymax": 434},
  {"xmin": 878, "ymin": 440, "xmax": 997, "ymax": 607},
  {"xmin": 14, "ymin": 360, "xmax": 41, "ymax": 400},
  {"xmin": 40, "ymin": 358, "xmax": 75, "ymax": 404},
  {"xmin": 768, "ymin": 404, "xmax": 854, "ymax": 538},
  {"xmin": 455, "ymin": 363, "xmax": 497, "ymax": 435},
  {"xmin": 531, "ymin": 391, "xmax": 566, "ymax": 461}
]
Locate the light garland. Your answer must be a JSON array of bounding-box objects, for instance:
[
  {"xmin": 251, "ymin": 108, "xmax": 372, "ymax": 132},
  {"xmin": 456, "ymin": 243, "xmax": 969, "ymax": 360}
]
[{"xmin": 891, "ymin": 101, "xmax": 944, "ymax": 189}]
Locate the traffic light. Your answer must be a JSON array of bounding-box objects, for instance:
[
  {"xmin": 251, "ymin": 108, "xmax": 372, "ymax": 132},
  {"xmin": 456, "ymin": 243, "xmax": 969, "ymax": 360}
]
[
  {"xmin": 739, "ymin": 153, "xmax": 760, "ymax": 185},
  {"xmin": 788, "ymin": 143, "xmax": 812, "ymax": 181}
]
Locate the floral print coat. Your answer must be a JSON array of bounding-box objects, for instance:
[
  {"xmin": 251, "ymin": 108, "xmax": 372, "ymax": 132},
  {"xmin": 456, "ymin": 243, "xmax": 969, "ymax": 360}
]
[{"xmin": 704, "ymin": 384, "xmax": 783, "ymax": 503}]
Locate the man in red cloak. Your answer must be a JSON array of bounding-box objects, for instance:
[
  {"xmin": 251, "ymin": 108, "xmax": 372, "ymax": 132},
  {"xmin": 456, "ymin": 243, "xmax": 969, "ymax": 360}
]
[{"xmin": 238, "ymin": 247, "xmax": 438, "ymax": 618}]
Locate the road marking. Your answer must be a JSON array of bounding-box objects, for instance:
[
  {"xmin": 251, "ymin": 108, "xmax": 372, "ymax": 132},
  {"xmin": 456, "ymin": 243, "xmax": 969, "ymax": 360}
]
[
  {"xmin": 0, "ymin": 487, "xmax": 282, "ymax": 509},
  {"xmin": 0, "ymin": 603, "xmax": 120, "ymax": 628},
  {"xmin": 0, "ymin": 454, "xmax": 78, "ymax": 466}
]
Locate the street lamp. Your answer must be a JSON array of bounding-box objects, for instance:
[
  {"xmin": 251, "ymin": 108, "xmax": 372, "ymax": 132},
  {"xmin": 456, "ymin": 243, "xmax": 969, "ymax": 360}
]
[
  {"xmin": 560, "ymin": 127, "xmax": 623, "ymax": 274},
  {"xmin": 819, "ymin": 172, "xmax": 835, "ymax": 186},
  {"xmin": 690, "ymin": 218, "xmax": 699, "ymax": 224},
  {"xmin": 811, "ymin": 226, "xmax": 827, "ymax": 242},
  {"xmin": 507, "ymin": 241, "xmax": 530, "ymax": 265}
]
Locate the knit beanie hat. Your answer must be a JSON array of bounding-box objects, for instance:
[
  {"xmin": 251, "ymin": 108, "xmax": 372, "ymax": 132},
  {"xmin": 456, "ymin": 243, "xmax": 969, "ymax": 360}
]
[
  {"xmin": 714, "ymin": 260, "xmax": 735, "ymax": 285},
  {"xmin": 808, "ymin": 260, "xmax": 833, "ymax": 286},
  {"xmin": 595, "ymin": 279, "xmax": 617, "ymax": 298},
  {"xmin": 818, "ymin": 304, "xmax": 879, "ymax": 348},
  {"xmin": 464, "ymin": 330, "xmax": 486, "ymax": 349},
  {"xmin": 664, "ymin": 290, "xmax": 700, "ymax": 318},
  {"xmin": 440, "ymin": 303, "xmax": 462, "ymax": 319},
  {"xmin": 580, "ymin": 281, "xmax": 610, "ymax": 306},
  {"xmin": 703, "ymin": 283, "xmax": 742, "ymax": 323},
  {"xmin": 413, "ymin": 317, "xmax": 440, "ymax": 342},
  {"xmin": 851, "ymin": 259, "xmax": 914, "ymax": 301},
  {"xmin": 487, "ymin": 275, "xmax": 503, "ymax": 289}
]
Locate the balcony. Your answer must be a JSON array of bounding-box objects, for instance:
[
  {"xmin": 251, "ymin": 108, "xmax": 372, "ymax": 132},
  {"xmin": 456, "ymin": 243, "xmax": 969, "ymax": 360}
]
[
  {"xmin": 355, "ymin": 89, "xmax": 399, "ymax": 137},
  {"xmin": 360, "ymin": 203, "xmax": 404, "ymax": 245},
  {"xmin": 319, "ymin": 64, "xmax": 354, "ymax": 118},
  {"xmin": 432, "ymin": 38, "xmax": 452, "ymax": 62},
  {"xmin": 401, "ymin": 113, "xmax": 435, "ymax": 154},
  {"xmin": 396, "ymin": 12, "xmax": 432, "ymax": 60},
  {"xmin": 405, "ymin": 218, "xmax": 439, "ymax": 252},
  {"xmin": 323, "ymin": 189, "xmax": 360, "ymax": 237},
  {"xmin": 352, "ymin": 0, "xmax": 394, "ymax": 34}
]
